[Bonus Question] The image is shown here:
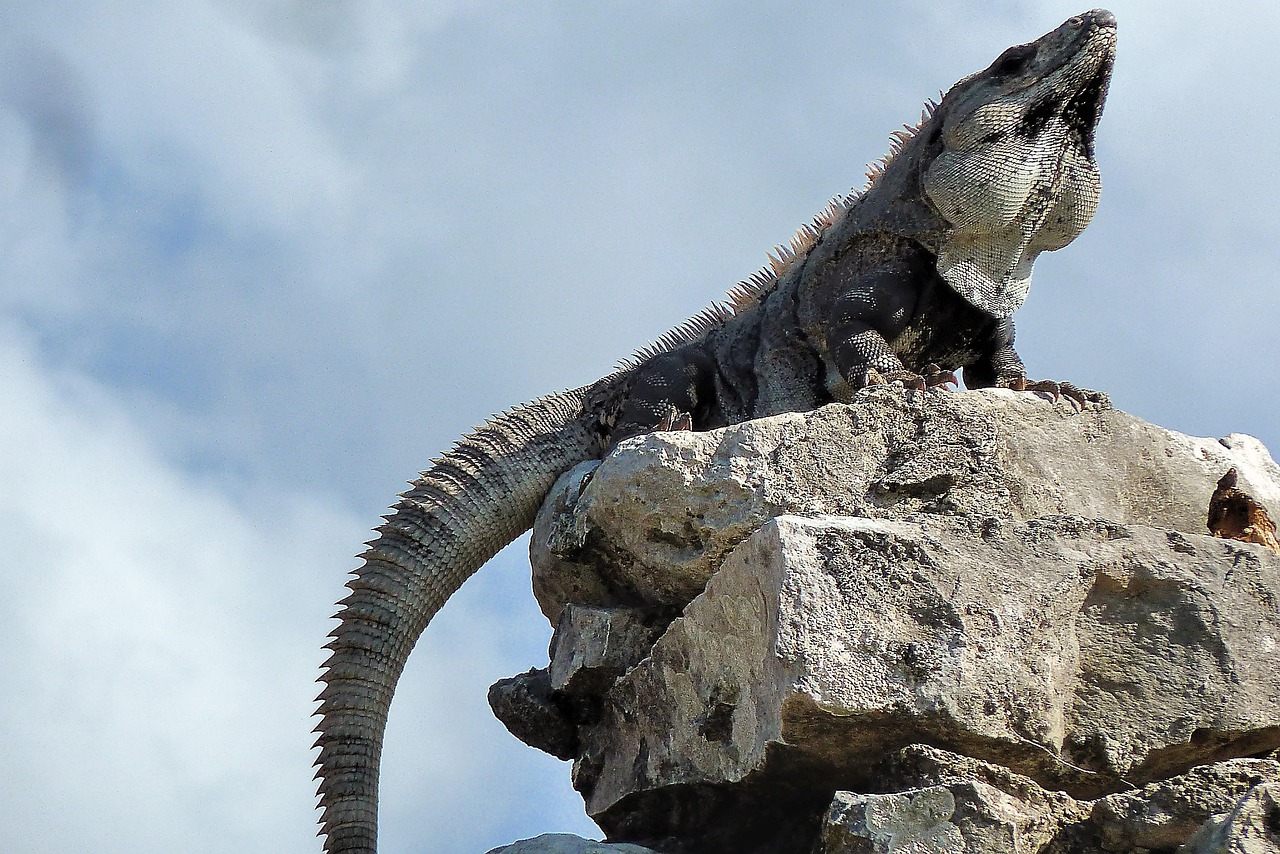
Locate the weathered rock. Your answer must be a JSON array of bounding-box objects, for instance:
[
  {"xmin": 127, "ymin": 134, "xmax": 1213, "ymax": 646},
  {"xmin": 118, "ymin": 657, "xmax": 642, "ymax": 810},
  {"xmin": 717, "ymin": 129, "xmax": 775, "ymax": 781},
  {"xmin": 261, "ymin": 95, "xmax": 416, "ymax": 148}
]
[
  {"xmin": 487, "ymin": 668, "xmax": 578, "ymax": 761},
  {"xmin": 485, "ymin": 834, "xmax": 662, "ymax": 854},
  {"xmin": 818, "ymin": 752, "xmax": 1280, "ymax": 854},
  {"xmin": 1092, "ymin": 759, "xmax": 1280, "ymax": 851},
  {"xmin": 572, "ymin": 513, "xmax": 1280, "ymax": 845},
  {"xmin": 1181, "ymin": 783, "xmax": 1280, "ymax": 854},
  {"xmin": 490, "ymin": 606, "xmax": 665, "ymax": 757},
  {"xmin": 820, "ymin": 782, "xmax": 1061, "ymax": 854},
  {"xmin": 820, "ymin": 787, "xmax": 965, "ymax": 853},
  {"xmin": 531, "ymin": 388, "xmax": 1280, "ymax": 623},
  {"xmin": 549, "ymin": 605, "xmax": 664, "ymax": 697},
  {"xmin": 882, "ymin": 744, "xmax": 1086, "ymax": 829},
  {"xmin": 493, "ymin": 390, "xmax": 1280, "ymax": 853}
]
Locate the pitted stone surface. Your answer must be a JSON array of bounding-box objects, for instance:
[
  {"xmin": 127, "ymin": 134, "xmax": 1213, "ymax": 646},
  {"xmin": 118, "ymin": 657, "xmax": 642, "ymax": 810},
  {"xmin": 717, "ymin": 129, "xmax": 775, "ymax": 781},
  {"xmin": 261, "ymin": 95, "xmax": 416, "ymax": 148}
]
[
  {"xmin": 821, "ymin": 749, "xmax": 1280, "ymax": 854},
  {"xmin": 549, "ymin": 605, "xmax": 663, "ymax": 696},
  {"xmin": 1181, "ymin": 782, "xmax": 1280, "ymax": 854},
  {"xmin": 531, "ymin": 388, "xmax": 1280, "ymax": 621},
  {"xmin": 570, "ymin": 514, "xmax": 1280, "ymax": 849},
  {"xmin": 822, "ymin": 788, "xmax": 966, "ymax": 854},
  {"xmin": 499, "ymin": 392, "xmax": 1280, "ymax": 853},
  {"xmin": 1093, "ymin": 759, "xmax": 1280, "ymax": 851}
]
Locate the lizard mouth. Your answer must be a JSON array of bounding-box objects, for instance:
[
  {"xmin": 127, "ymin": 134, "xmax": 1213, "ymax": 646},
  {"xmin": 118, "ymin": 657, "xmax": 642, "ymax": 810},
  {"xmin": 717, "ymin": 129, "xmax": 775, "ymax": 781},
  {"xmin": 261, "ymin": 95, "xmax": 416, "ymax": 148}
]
[
  {"xmin": 1063, "ymin": 11, "xmax": 1117, "ymax": 153},
  {"xmin": 1064, "ymin": 53, "xmax": 1114, "ymax": 156}
]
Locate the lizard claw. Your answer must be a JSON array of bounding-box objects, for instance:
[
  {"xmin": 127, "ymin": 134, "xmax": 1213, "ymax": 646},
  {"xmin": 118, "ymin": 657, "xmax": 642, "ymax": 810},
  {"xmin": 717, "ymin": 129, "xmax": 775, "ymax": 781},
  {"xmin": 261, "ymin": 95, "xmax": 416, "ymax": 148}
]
[
  {"xmin": 881, "ymin": 369, "xmax": 928, "ymax": 390},
  {"xmin": 861, "ymin": 367, "xmax": 887, "ymax": 387},
  {"xmin": 1058, "ymin": 382, "xmax": 1110, "ymax": 409},
  {"xmin": 921, "ymin": 363, "xmax": 959, "ymax": 389},
  {"xmin": 1023, "ymin": 378, "xmax": 1062, "ymax": 401},
  {"xmin": 999, "ymin": 377, "xmax": 1110, "ymax": 409},
  {"xmin": 656, "ymin": 406, "xmax": 695, "ymax": 432},
  {"xmin": 861, "ymin": 367, "xmax": 920, "ymax": 389},
  {"xmin": 862, "ymin": 365, "xmax": 957, "ymax": 391}
]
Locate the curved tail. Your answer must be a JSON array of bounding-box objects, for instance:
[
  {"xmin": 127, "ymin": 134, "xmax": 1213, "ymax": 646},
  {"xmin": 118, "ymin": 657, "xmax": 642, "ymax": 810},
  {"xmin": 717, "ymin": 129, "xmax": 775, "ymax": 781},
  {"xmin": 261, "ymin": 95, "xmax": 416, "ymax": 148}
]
[{"xmin": 313, "ymin": 386, "xmax": 600, "ymax": 853}]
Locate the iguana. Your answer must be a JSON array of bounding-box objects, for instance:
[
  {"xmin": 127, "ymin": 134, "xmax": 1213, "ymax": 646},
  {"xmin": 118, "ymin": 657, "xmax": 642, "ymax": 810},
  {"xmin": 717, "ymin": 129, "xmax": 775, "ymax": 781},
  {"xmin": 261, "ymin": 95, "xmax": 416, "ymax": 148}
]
[{"xmin": 314, "ymin": 10, "xmax": 1117, "ymax": 852}]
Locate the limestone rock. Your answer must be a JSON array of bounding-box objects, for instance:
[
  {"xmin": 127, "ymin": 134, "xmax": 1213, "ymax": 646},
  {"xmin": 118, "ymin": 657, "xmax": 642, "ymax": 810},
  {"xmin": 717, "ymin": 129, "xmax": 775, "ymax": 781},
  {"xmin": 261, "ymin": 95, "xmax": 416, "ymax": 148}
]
[
  {"xmin": 818, "ymin": 750, "xmax": 1280, "ymax": 854},
  {"xmin": 574, "ymin": 514, "xmax": 1280, "ymax": 843},
  {"xmin": 549, "ymin": 605, "xmax": 664, "ymax": 697},
  {"xmin": 1092, "ymin": 759, "xmax": 1280, "ymax": 851},
  {"xmin": 485, "ymin": 834, "xmax": 661, "ymax": 854},
  {"xmin": 820, "ymin": 788, "xmax": 965, "ymax": 854},
  {"xmin": 487, "ymin": 668, "xmax": 578, "ymax": 761},
  {"xmin": 883, "ymin": 744, "xmax": 1080, "ymax": 810},
  {"xmin": 531, "ymin": 388, "xmax": 1280, "ymax": 623},
  {"xmin": 491, "ymin": 389, "xmax": 1280, "ymax": 853},
  {"xmin": 820, "ymin": 782, "xmax": 1061, "ymax": 854},
  {"xmin": 875, "ymin": 745, "xmax": 1088, "ymax": 854},
  {"xmin": 1182, "ymin": 783, "xmax": 1280, "ymax": 853}
]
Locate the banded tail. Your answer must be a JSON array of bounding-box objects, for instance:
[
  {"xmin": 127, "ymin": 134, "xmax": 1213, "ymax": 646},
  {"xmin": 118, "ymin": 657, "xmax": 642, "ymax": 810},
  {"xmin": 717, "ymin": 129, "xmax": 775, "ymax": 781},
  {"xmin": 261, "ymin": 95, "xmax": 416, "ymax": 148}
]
[{"xmin": 313, "ymin": 386, "xmax": 601, "ymax": 853}]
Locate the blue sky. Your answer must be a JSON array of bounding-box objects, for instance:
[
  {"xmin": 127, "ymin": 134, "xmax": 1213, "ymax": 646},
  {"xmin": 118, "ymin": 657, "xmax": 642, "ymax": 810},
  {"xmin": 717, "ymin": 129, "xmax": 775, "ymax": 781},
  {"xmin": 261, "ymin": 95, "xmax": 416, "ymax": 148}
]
[{"xmin": 1, "ymin": 2, "xmax": 1277, "ymax": 853}]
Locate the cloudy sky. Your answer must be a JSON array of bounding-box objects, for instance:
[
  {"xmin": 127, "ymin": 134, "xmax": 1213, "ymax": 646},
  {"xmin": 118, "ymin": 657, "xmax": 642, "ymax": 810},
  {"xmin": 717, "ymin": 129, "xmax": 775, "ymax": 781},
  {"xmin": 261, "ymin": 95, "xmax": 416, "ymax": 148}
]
[{"xmin": 1, "ymin": 2, "xmax": 1276, "ymax": 852}]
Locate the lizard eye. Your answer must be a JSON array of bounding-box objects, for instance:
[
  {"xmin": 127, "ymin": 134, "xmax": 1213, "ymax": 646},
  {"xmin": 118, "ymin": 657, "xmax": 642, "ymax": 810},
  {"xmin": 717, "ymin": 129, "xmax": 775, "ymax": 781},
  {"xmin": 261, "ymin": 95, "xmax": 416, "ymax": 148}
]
[{"xmin": 991, "ymin": 44, "xmax": 1037, "ymax": 78}]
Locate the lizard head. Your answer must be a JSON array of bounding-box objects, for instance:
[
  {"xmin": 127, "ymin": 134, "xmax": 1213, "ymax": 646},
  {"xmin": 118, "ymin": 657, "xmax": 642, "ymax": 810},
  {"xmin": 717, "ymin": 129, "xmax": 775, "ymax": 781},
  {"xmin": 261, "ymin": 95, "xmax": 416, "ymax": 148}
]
[{"xmin": 922, "ymin": 10, "xmax": 1117, "ymax": 317}]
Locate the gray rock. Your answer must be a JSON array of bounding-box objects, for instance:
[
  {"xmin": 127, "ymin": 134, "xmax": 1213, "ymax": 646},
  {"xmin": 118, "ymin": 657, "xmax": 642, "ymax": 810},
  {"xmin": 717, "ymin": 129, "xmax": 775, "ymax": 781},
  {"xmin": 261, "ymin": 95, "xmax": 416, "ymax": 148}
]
[
  {"xmin": 576, "ymin": 514, "xmax": 1280, "ymax": 846},
  {"xmin": 496, "ymin": 390, "xmax": 1280, "ymax": 853},
  {"xmin": 821, "ymin": 788, "xmax": 967, "ymax": 854},
  {"xmin": 487, "ymin": 668, "xmax": 578, "ymax": 761},
  {"xmin": 824, "ymin": 748, "xmax": 1280, "ymax": 854},
  {"xmin": 484, "ymin": 833, "xmax": 661, "ymax": 854},
  {"xmin": 531, "ymin": 389, "xmax": 1280, "ymax": 623},
  {"xmin": 820, "ymin": 782, "xmax": 1068, "ymax": 854},
  {"xmin": 1093, "ymin": 760, "xmax": 1280, "ymax": 851},
  {"xmin": 549, "ymin": 605, "xmax": 664, "ymax": 697},
  {"xmin": 1181, "ymin": 783, "xmax": 1280, "ymax": 854},
  {"xmin": 490, "ymin": 606, "xmax": 665, "ymax": 758},
  {"xmin": 882, "ymin": 744, "xmax": 1086, "ymax": 828}
]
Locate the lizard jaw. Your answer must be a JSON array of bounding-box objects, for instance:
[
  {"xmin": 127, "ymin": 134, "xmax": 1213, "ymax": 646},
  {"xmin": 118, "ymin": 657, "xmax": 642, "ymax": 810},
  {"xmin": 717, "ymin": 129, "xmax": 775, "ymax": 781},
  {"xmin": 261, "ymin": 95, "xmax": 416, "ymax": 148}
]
[{"xmin": 922, "ymin": 10, "xmax": 1117, "ymax": 318}]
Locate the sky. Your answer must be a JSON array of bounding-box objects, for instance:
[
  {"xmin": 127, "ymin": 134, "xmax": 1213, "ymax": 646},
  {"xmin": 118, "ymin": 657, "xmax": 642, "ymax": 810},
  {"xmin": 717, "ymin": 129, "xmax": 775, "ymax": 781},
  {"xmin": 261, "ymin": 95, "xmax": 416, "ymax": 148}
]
[{"xmin": 0, "ymin": 2, "xmax": 1276, "ymax": 853}]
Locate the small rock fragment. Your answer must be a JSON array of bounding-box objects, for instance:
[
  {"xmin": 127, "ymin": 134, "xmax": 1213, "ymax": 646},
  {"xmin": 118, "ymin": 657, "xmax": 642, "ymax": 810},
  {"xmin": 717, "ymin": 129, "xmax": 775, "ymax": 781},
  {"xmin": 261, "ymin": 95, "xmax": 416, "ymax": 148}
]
[
  {"xmin": 1208, "ymin": 467, "xmax": 1280, "ymax": 554},
  {"xmin": 487, "ymin": 668, "xmax": 578, "ymax": 761},
  {"xmin": 485, "ymin": 833, "xmax": 662, "ymax": 854},
  {"xmin": 1092, "ymin": 759, "xmax": 1280, "ymax": 851},
  {"xmin": 549, "ymin": 605, "xmax": 663, "ymax": 696}
]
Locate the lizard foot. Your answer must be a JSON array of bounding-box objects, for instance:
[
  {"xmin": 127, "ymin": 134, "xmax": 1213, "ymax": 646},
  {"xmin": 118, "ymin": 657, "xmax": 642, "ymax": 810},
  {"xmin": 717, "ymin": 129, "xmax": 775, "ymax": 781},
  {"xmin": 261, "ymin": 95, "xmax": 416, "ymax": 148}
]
[
  {"xmin": 863, "ymin": 364, "xmax": 958, "ymax": 391},
  {"xmin": 656, "ymin": 406, "xmax": 695, "ymax": 432},
  {"xmin": 999, "ymin": 377, "xmax": 1110, "ymax": 409},
  {"xmin": 921, "ymin": 363, "xmax": 960, "ymax": 389}
]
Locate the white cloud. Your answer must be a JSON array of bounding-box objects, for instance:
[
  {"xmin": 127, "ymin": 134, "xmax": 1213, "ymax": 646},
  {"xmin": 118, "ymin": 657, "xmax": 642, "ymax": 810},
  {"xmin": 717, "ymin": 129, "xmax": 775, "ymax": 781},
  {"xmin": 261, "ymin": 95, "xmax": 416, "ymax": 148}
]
[
  {"xmin": 0, "ymin": 2, "xmax": 1277, "ymax": 852},
  {"xmin": 0, "ymin": 327, "xmax": 338, "ymax": 851},
  {"xmin": 0, "ymin": 325, "xmax": 595, "ymax": 852}
]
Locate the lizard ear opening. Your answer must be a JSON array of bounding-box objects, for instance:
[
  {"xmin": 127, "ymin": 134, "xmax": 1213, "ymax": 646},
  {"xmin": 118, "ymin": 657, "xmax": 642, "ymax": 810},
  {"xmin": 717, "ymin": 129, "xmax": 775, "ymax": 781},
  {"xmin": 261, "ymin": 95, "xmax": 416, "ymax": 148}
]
[{"xmin": 989, "ymin": 43, "xmax": 1038, "ymax": 78}]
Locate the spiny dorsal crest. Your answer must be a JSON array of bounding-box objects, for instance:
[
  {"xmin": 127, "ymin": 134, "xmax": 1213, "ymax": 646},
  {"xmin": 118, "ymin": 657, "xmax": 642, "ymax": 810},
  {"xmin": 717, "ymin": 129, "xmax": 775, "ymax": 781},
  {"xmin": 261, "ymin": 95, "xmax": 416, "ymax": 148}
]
[
  {"xmin": 864, "ymin": 97, "xmax": 940, "ymax": 187},
  {"xmin": 619, "ymin": 95, "xmax": 940, "ymax": 371}
]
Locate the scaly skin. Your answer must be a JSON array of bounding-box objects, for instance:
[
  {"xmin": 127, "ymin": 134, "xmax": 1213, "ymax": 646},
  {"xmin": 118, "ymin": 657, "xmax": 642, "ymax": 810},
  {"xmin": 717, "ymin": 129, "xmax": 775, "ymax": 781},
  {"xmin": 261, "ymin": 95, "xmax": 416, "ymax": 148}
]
[{"xmin": 315, "ymin": 11, "xmax": 1117, "ymax": 852}]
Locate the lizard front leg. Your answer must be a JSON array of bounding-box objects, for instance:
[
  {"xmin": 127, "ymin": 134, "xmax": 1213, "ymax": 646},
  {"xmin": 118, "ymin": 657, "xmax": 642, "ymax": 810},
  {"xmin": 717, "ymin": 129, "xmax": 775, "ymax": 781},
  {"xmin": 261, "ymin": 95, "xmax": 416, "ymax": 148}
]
[
  {"xmin": 827, "ymin": 261, "xmax": 956, "ymax": 392},
  {"xmin": 964, "ymin": 318, "xmax": 1109, "ymax": 407}
]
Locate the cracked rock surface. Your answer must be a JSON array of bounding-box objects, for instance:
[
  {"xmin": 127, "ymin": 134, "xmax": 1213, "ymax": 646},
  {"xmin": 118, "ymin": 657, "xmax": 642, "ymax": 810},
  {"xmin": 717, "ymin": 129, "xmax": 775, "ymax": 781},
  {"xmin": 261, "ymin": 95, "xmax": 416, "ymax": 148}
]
[{"xmin": 487, "ymin": 388, "xmax": 1280, "ymax": 853}]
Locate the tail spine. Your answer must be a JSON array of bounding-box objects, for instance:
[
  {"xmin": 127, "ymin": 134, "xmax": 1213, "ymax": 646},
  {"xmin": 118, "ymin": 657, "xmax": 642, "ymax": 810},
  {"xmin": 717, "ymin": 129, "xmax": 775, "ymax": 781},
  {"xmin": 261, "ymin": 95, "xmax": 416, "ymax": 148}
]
[{"xmin": 313, "ymin": 385, "xmax": 599, "ymax": 853}]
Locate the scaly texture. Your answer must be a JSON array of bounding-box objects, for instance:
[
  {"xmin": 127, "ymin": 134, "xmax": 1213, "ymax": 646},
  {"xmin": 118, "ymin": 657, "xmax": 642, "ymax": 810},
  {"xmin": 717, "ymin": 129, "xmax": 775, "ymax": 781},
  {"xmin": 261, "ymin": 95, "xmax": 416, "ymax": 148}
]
[
  {"xmin": 315, "ymin": 11, "xmax": 1118, "ymax": 853},
  {"xmin": 314, "ymin": 388, "xmax": 600, "ymax": 852}
]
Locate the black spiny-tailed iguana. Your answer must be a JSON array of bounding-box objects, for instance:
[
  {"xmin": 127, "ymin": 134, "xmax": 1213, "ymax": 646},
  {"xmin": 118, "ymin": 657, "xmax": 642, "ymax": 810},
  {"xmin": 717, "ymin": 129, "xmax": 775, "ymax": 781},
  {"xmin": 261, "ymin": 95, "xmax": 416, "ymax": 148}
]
[{"xmin": 314, "ymin": 11, "xmax": 1117, "ymax": 852}]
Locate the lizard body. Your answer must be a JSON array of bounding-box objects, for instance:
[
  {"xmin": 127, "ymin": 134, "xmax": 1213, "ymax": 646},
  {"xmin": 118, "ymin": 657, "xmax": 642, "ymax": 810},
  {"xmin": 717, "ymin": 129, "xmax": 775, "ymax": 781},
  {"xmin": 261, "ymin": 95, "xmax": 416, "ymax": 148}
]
[{"xmin": 314, "ymin": 11, "xmax": 1117, "ymax": 852}]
